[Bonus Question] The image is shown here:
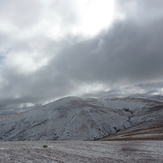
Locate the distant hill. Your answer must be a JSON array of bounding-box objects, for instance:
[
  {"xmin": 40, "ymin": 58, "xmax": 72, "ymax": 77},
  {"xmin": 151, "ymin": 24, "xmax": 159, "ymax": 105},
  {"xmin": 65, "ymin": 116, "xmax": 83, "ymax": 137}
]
[{"xmin": 0, "ymin": 96, "xmax": 163, "ymax": 141}]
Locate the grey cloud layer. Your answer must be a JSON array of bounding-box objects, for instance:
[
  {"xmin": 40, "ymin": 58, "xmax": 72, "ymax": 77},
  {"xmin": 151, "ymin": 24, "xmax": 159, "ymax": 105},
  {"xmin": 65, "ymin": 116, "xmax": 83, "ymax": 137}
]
[
  {"xmin": 0, "ymin": 0, "xmax": 163, "ymax": 112},
  {"xmin": 0, "ymin": 0, "xmax": 42, "ymax": 28},
  {"xmin": 54, "ymin": 18, "xmax": 163, "ymax": 84},
  {"xmin": 3, "ymin": 17, "xmax": 163, "ymax": 102}
]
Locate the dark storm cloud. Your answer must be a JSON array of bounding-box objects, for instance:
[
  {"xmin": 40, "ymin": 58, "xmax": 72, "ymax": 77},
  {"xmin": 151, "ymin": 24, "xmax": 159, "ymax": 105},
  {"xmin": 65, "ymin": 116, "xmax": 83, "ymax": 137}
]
[
  {"xmin": 0, "ymin": 0, "xmax": 163, "ymax": 114},
  {"xmin": 118, "ymin": 0, "xmax": 163, "ymax": 21},
  {"xmin": 53, "ymin": 18, "xmax": 163, "ymax": 85},
  {"xmin": 4, "ymin": 16, "xmax": 162, "ymax": 104}
]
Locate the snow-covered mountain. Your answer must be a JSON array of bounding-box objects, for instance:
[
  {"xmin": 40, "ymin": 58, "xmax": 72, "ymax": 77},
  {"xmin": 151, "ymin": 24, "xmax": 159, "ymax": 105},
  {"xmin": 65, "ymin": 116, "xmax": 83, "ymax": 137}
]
[
  {"xmin": 0, "ymin": 96, "xmax": 163, "ymax": 141},
  {"xmin": 128, "ymin": 93, "xmax": 163, "ymax": 101}
]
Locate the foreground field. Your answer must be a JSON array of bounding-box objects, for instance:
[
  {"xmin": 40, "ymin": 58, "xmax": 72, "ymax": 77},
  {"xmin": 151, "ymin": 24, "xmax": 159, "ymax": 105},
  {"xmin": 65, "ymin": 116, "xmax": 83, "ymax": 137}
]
[{"xmin": 0, "ymin": 141, "xmax": 162, "ymax": 163}]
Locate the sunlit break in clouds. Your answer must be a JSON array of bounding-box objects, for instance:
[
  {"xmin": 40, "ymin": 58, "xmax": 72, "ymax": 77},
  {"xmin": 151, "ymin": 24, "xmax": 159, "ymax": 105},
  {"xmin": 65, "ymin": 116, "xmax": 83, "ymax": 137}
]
[{"xmin": 71, "ymin": 0, "xmax": 115, "ymax": 37}]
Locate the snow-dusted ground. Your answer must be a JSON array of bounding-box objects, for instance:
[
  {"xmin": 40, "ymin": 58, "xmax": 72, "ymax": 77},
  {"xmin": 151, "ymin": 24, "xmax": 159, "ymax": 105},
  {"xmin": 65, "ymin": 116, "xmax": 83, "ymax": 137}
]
[{"xmin": 0, "ymin": 141, "xmax": 162, "ymax": 163}]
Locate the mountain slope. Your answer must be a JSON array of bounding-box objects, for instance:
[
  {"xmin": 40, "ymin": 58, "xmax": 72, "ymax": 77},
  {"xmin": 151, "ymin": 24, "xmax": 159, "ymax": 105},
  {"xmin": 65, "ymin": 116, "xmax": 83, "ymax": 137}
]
[
  {"xmin": 0, "ymin": 96, "xmax": 163, "ymax": 141},
  {"xmin": 100, "ymin": 125, "xmax": 163, "ymax": 141}
]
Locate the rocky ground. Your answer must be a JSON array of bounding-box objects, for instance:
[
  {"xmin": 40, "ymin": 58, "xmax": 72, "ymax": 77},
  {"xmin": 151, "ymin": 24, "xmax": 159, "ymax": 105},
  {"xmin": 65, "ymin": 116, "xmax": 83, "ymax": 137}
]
[{"xmin": 0, "ymin": 141, "xmax": 163, "ymax": 163}]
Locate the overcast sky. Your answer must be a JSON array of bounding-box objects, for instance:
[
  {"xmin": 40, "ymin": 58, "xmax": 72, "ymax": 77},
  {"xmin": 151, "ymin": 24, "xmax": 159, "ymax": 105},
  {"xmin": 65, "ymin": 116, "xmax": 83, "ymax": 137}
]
[{"xmin": 0, "ymin": 0, "xmax": 163, "ymax": 114}]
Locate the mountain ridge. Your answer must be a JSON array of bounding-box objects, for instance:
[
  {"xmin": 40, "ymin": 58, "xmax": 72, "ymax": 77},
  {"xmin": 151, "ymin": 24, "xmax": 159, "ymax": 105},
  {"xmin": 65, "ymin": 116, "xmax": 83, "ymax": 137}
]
[{"xmin": 0, "ymin": 96, "xmax": 163, "ymax": 141}]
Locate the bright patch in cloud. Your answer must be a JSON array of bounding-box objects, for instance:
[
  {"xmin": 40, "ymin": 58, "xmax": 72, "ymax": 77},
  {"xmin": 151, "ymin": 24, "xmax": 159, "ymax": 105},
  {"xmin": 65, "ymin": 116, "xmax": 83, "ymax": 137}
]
[
  {"xmin": 5, "ymin": 52, "xmax": 48, "ymax": 74},
  {"xmin": 73, "ymin": 83, "xmax": 107, "ymax": 96},
  {"xmin": 13, "ymin": 0, "xmax": 116, "ymax": 40},
  {"xmin": 72, "ymin": 0, "xmax": 115, "ymax": 37}
]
